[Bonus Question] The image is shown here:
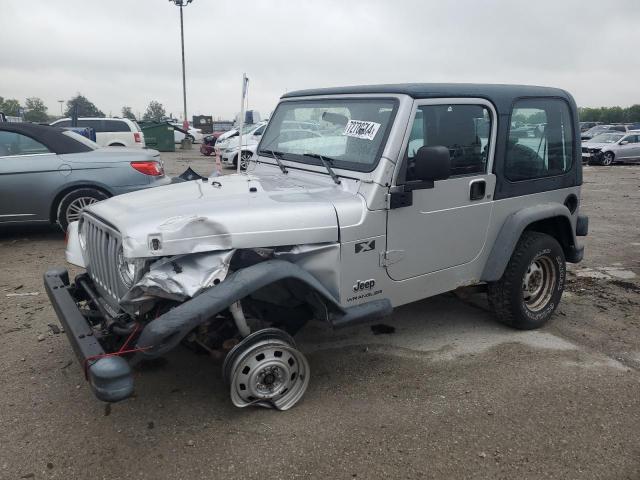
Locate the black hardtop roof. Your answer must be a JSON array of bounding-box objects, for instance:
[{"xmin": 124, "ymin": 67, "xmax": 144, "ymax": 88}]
[
  {"xmin": 282, "ymin": 83, "xmax": 575, "ymax": 113},
  {"xmin": 0, "ymin": 122, "xmax": 93, "ymax": 154}
]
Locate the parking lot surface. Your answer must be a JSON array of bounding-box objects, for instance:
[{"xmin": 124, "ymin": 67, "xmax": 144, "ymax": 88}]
[{"xmin": 0, "ymin": 155, "xmax": 639, "ymax": 479}]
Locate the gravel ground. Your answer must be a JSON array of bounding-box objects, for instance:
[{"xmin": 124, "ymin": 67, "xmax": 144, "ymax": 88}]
[{"xmin": 0, "ymin": 155, "xmax": 639, "ymax": 479}]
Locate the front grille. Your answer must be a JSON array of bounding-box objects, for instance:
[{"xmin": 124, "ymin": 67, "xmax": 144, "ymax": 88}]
[
  {"xmin": 582, "ymin": 147, "xmax": 589, "ymax": 153},
  {"xmin": 83, "ymin": 214, "xmax": 124, "ymax": 305}
]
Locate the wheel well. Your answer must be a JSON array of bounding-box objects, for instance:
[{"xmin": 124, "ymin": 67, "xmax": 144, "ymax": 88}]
[
  {"xmin": 109, "ymin": 142, "xmax": 125, "ymax": 147},
  {"xmin": 49, "ymin": 185, "xmax": 112, "ymax": 223},
  {"xmin": 524, "ymin": 216, "xmax": 574, "ymax": 256}
]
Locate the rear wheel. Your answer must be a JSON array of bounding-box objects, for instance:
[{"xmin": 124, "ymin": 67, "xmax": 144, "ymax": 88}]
[
  {"xmin": 487, "ymin": 231, "xmax": 566, "ymax": 330},
  {"xmin": 57, "ymin": 188, "xmax": 109, "ymax": 231},
  {"xmin": 109, "ymin": 143, "xmax": 125, "ymax": 147}
]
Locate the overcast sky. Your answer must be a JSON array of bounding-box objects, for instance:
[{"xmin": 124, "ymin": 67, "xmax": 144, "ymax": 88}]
[{"xmin": 1, "ymin": 0, "xmax": 638, "ymax": 121}]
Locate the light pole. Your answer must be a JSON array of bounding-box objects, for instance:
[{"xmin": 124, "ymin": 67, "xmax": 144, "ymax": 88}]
[
  {"xmin": 57, "ymin": 100, "xmax": 64, "ymax": 117},
  {"xmin": 169, "ymin": 0, "xmax": 192, "ymax": 127}
]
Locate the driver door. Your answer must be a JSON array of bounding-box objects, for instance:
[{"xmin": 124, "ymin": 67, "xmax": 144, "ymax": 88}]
[{"xmin": 385, "ymin": 99, "xmax": 496, "ymax": 281}]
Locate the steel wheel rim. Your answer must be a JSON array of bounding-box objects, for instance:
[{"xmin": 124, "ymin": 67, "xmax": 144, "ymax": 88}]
[
  {"xmin": 66, "ymin": 197, "xmax": 99, "ymax": 224},
  {"xmin": 229, "ymin": 338, "xmax": 309, "ymax": 411},
  {"xmin": 522, "ymin": 255, "xmax": 556, "ymax": 311}
]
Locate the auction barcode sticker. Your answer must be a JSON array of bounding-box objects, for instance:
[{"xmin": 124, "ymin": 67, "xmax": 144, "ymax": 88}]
[{"xmin": 343, "ymin": 120, "xmax": 381, "ymax": 141}]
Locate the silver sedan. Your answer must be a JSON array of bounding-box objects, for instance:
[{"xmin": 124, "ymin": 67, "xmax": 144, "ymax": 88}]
[
  {"xmin": 0, "ymin": 123, "xmax": 171, "ymax": 230},
  {"xmin": 581, "ymin": 130, "xmax": 640, "ymax": 166}
]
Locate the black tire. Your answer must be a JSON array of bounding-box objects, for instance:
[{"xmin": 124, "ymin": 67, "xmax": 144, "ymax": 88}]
[
  {"xmin": 56, "ymin": 188, "xmax": 109, "ymax": 231},
  {"xmin": 487, "ymin": 231, "xmax": 566, "ymax": 330},
  {"xmin": 109, "ymin": 143, "xmax": 125, "ymax": 147}
]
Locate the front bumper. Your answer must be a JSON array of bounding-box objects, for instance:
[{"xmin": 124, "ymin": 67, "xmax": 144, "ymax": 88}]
[
  {"xmin": 220, "ymin": 149, "xmax": 237, "ymax": 165},
  {"xmin": 43, "ymin": 269, "xmax": 134, "ymax": 402}
]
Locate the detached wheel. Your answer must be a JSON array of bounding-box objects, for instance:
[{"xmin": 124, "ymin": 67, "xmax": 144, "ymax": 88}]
[
  {"xmin": 488, "ymin": 231, "xmax": 566, "ymax": 330},
  {"xmin": 223, "ymin": 328, "xmax": 310, "ymax": 411},
  {"xmin": 57, "ymin": 188, "xmax": 109, "ymax": 231}
]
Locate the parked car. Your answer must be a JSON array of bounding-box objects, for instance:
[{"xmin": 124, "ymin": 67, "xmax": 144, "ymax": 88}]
[
  {"xmin": 581, "ymin": 130, "xmax": 640, "ymax": 165},
  {"xmin": 171, "ymin": 123, "xmax": 204, "ymax": 144},
  {"xmin": 51, "ymin": 117, "xmax": 145, "ymax": 148},
  {"xmin": 215, "ymin": 121, "xmax": 267, "ymax": 169},
  {"xmin": 579, "ymin": 121, "xmax": 602, "ymax": 132},
  {"xmin": 581, "ymin": 124, "xmax": 633, "ymax": 141},
  {"xmin": 47, "ymin": 83, "xmax": 587, "ymax": 409},
  {"xmin": 199, "ymin": 134, "xmax": 217, "ymax": 156},
  {"xmin": 509, "ymin": 123, "xmax": 545, "ymax": 138},
  {"xmin": 0, "ymin": 123, "xmax": 169, "ymax": 230}
]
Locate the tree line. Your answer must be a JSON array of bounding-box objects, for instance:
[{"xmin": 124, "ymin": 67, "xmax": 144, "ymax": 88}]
[
  {"xmin": 5, "ymin": 92, "xmax": 637, "ymax": 125},
  {"xmin": 0, "ymin": 94, "xmax": 169, "ymax": 123},
  {"xmin": 578, "ymin": 105, "xmax": 640, "ymax": 124}
]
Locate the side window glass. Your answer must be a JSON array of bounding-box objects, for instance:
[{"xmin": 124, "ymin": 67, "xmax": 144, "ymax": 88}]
[
  {"xmin": 103, "ymin": 120, "xmax": 130, "ymax": 132},
  {"xmin": 55, "ymin": 120, "xmax": 71, "ymax": 128},
  {"xmin": 253, "ymin": 126, "xmax": 265, "ymax": 136},
  {"xmin": 505, "ymin": 99, "xmax": 573, "ymax": 181},
  {"xmin": 0, "ymin": 131, "xmax": 51, "ymax": 156},
  {"xmin": 406, "ymin": 104, "xmax": 491, "ymax": 180},
  {"xmin": 87, "ymin": 119, "xmax": 104, "ymax": 132}
]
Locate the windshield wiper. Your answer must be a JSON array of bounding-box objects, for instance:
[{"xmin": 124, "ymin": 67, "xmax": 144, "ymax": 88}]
[
  {"xmin": 258, "ymin": 149, "xmax": 288, "ymax": 174},
  {"xmin": 302, "ymin": 153, "xmax": 341, "ymax": 185}
]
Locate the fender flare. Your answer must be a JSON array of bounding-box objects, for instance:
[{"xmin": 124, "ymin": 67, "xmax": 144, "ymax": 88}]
[
  {"xmin": 481, "ymin": 203, "xmax": 576, "ymax": 282},
  {"xmin": 135, "ymin": 259, "xmax": 384, "ymax": 359}
]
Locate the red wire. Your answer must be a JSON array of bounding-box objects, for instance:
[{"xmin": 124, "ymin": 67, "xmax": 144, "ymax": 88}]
[
  {"xmin": 118, "ymin": 322, "xmax": 141, "ymax": 353},
  {"xmin": 82, "ymin": 323, "xmax": 150, "ymax": 380}
]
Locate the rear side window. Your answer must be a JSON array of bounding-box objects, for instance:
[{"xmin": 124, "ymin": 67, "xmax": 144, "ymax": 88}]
[
  {"xmin": 54, "ymin": 120, "xmax": 72, "ymax": 127},
  {"xmin": 77, "ymin": 119, "xmax": 104, "ymax": 132},
  {"xmin": 103, "ymin": 120, "xmax": 131, "ymax": 132},
  {"xmin": 0, "ymin": 131, "xmax": 51, "ymax": 156},
  {"xmin": 505, "ymin": 99, "xmax": 574, "ymax": 181}
]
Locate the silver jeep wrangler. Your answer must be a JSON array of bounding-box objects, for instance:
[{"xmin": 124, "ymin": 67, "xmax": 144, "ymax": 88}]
[{"xmin": 45, "ymin": 83, "xmax": 588, "ymax": 409}]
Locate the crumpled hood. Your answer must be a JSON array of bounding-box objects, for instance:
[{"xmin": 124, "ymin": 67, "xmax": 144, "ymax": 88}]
[
  {"xmin": 582, "ymin": 142, "xmax": 610, "ymax": 150},
  {"xmin": 86, "ymin": 171, "xmax": 362, "ymax": 258}
]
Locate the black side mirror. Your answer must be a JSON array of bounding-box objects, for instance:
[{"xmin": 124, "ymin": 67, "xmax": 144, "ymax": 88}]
[{"xmin": 413, "ymin": 146, "xmax": 450, "ymax": 182}]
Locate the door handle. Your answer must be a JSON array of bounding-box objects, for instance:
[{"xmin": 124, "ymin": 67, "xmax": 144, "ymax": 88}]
[{"xmin": 469, "ymin": 179, "xmax": 486, "ymax": 201}]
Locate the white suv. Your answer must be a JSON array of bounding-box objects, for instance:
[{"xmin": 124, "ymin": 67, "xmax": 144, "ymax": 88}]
[{"xmin": 51, "ymin": 117, "xmax": 145, "ymax": 148}]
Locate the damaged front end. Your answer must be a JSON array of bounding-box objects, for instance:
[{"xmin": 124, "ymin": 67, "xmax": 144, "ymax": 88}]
[{"xmin": 46, "ymin": 215, "xmax": 391, "ymax": 406}]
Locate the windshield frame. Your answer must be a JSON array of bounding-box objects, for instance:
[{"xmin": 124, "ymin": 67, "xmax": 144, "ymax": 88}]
[{"xmin": 258, "ymin": 96, "xmax": 400, "ymax": 173}]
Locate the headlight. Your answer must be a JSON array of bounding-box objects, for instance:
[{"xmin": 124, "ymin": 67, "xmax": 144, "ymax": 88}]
[{"xmin": 117, "ymin": 247, "xmax": 138, "ymax": 288}]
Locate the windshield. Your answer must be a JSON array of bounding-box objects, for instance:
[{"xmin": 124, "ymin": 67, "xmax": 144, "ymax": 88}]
[
  {"xmin": 62, "ymin": 130, "xmax": 99, "ymax": 149},
  {"xmin": 259, "ymin": 98, "xmax": 398, "ymax": 172},
  {"xmin": 590, "ymin": 133, "xmax": 624, "ymax": 143}
]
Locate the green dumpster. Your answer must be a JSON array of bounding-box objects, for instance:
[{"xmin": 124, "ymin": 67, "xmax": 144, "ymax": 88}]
[{"xmin": 139, "ymin": 122, "xmax": 175, "ymax": 152}]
